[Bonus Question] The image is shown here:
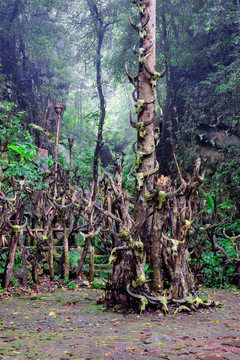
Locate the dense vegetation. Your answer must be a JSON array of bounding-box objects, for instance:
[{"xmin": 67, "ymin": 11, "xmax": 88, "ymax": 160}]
[{"xmin": 0, "ymin": 0, "xmax": 239, "ymax": 312}]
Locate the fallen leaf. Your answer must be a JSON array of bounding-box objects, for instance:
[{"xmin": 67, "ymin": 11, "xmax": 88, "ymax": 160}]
[
  {"xmin": 37, "ymin": 269, "xmax": 43, "ymax": 276},
  {"xmin": 49, "ymin": 311, "xmax": 56, "ymax": 316}
]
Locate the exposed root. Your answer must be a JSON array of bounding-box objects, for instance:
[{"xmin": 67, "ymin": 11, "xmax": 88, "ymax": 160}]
[
  {"xmin": 172, "ymin": 293, "xmax": 222, "ymax": 313},
  {"xmin": 111, "ymin": 286, "xmax": 222, "ymax": 315}
]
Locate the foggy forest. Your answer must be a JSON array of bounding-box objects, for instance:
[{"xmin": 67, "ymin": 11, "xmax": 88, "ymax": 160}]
[{"xmin": 0, "ymin": 0, "xmax": 240, "ymax": 359}]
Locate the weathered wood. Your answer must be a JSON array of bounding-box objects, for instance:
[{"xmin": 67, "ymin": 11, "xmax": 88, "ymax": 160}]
[
  {"xmin": 0, "ymin": 246, "xmax": 84, "ymax": 250},
  {"xmin": 89, "ymin": 240, "xmax": 95, "ymax": 282}
]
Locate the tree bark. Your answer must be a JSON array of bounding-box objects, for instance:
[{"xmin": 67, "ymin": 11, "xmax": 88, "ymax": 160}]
[
  {"xmin": 63, "ymin": 216, "xmax": 69, "ymax": 280},
  {"xmin": 132, "ymin": 0, "xmax": 158, "ymax": 289},
  {"xmin": 134, "ymin": 0, "xmax": 156, "ymax": 237},
  {"xmin": 92, "ymin": 29, "xmax": 105, "ymax": 194},
  {"xmin": 109, "ymin": 0, "xmax": 158, "ymax": 299},
  {"xmin": 87, "ymin": 0, "xmax": 106, "ymax": 200},
  {"xmin": 48, "ymin": 232, "xmax": 54, "ymax": 281},
  {"xmin": 2, "ymin": 231, "xmax": 19, "ymax": 288},
  {"xmin": 18, "ymin": 229, "xmax": 27, "ymax": 286},
  {"xmin": 2, "ymin": 198, "xmax": 24, "ymax": 288}
]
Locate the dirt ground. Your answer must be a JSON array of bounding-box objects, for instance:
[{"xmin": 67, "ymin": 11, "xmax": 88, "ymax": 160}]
[{"xmin": 0, "ymin": 286, "xmax": 239, "ymax": 360}]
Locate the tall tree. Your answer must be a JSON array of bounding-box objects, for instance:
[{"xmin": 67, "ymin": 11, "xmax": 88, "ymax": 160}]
[
  {"xmin": 109, "ymin": 0, "xmax": 161, "ymax": 306},
  {"xmin": 108, "ymin": 0, "xmax": 205, "ymax": 311},
  {"xmin": 131, "ymin": 0, "xmax": 159, "ymax": 288},
  {"xmin": 86, "ymin": 0, "xmax": 107, "ymax": 197}
]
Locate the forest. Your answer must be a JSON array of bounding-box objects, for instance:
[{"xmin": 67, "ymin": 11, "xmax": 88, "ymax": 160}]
[
  {"xmin": 0, "ymin": 0, "xmax": 240, "ymax": 318},
  {"xmin": 1, "ymin": 0, "xmax": 240, "ymax": 359}
]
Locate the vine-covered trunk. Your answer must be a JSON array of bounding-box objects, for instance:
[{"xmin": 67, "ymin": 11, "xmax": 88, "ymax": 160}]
[
  {"xmin": 133, "ymin": 0, "xmax": 157, "ymax": 287},
  {"xmin": 109, "ymin": 0, "xmax": 160, "ymax": 300},
  {"xmin": 109, "ymin": 0, "xmax": 200, "ymax": 310}
]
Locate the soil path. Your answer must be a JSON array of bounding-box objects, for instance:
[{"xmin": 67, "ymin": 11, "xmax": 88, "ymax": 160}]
[{"xmin": 0, "ymin": 287, "xmax": 239, "ymax": 360}]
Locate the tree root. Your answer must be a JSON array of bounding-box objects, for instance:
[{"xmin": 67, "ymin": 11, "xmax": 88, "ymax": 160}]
[
  {"xmin": 125, "ymin": 286, "xmax": 221, "ymax": 314},
  {"xmin": 172, "ymin": 294, "xmax": 222, "ymax": 313}
]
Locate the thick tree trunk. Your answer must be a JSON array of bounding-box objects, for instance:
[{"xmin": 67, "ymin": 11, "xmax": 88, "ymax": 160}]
[
  {"xmin": 109, "ymin": 0, "xmax": 199, "ymax": 310},
  {"xmin": 109, "ymin": 0, "xmax": 158, "ymax": 300},
  {"xmin": 149, "ymin": 212, "xmax": 164, "ymax": 291},
  {"xmin": 132, "ymin": 0, "xmax": 158, "ymax": 290},
  {"xmin": 172, "ymin": 243, "xmax": 195, "ymax": 298},
  {"xmin": 134, "ymin": 0, "xmax": 156, "ymax": 242}
]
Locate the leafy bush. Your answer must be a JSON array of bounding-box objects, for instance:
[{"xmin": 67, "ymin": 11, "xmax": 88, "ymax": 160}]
[
  {"xmin": 200, "ymin": 237, "xmax": 236, "ymax": 288},
  {"xmin": 0, "ymin": 100, "xmax": 50, "ymax": 187}
]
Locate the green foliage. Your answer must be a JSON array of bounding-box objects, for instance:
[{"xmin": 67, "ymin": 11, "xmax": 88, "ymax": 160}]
[
  {"xmin": 0, "ymin": 101, "xmax": 50, "ymax": 187},
  {"xmin": 91, "ymin": 278, "xmax": 106, "ymax": 289},
  {"xmin": 99, "ymin": 271, "xmax": 109, "ymax": 279},
  {"xmin": 13, "ymin": 250, "xmax": 22, "ymax": 274},
  {"xmin": 0, "ymin": 251, "xmax": 7, "ymax": 274},
  {"xmin": 68, "ymin": 281, "xmax": 77, "ymax": 290},
  {"xmin": 206, "ymin": 193, "xmax": 215, "ymax": 213},
  {"xmin": 144, "ymin": 263, "xmax": 153, "ymax": 280},
  {"xmin": 11, "ymin": 277, "xmax": 19, "ymax": 288},
  {"xmin": 201, "ymin": 243, "xmax": 236, "ymax": 288},
  {"xmin": 94, "ymin": 255, "xmax": 109, "ymax": 264},
  {"xmin": 69, "ymin": 250, "xmax": 81, "ymax": 267},
  {"xmin": 198, "ymin": 196, "xmax": 239, "ymax": 288}
]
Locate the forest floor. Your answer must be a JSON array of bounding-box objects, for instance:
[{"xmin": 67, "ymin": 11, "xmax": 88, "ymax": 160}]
[{"xmin": 0, "ymin": 283, "xmax": 239, "ymax": 360}]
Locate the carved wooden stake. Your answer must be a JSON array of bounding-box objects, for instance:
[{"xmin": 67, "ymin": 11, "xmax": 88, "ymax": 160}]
[
  {"xmin": 54, "ymin": 104, "xmax": 63, "ymax": 198},
  {"xmin": 68, "ymin": 137, "xmax": 74, "ymax": 184}
]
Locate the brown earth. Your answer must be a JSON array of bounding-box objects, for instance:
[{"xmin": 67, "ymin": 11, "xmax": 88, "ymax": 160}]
[{"xmin": 0, "ymin": 287, "xmax": 239, "ymax": 360}]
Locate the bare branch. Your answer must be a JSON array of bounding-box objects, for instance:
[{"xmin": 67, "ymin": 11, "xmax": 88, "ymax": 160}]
[{"xmin": 93, "ymin": 204, "xmax": 123, "ymax": 224}]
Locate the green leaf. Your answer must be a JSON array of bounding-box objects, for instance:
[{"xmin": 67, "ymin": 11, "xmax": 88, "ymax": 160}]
[
  {"xmin": 8, "ymin": 144, "xmax": 35, "ymax": 159},
  {"xmin": 206, "ymin": 194, "xmax": 215, "ymax": 213}
]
